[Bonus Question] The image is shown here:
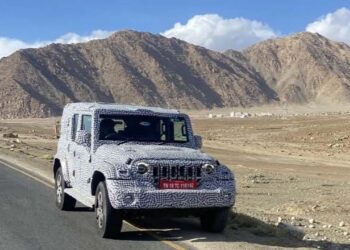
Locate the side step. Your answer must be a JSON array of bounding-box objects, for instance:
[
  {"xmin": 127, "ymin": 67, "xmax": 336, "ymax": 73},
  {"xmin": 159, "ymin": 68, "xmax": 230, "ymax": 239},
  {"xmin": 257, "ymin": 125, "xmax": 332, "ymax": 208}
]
[{"xmin": 65, "ymin": 188, "xmax": 95, "ymax": 208}]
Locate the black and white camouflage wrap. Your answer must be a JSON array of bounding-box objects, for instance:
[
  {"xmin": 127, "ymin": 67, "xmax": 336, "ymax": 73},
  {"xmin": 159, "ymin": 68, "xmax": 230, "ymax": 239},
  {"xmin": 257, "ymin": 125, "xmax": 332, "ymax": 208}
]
[{"xmin": 55, "ymin": 103, "xmax": 235, "ymax": 210}]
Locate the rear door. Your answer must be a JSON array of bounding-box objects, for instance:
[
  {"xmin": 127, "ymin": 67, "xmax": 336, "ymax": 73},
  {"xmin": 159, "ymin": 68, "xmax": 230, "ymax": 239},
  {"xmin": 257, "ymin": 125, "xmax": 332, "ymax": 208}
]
[{"xmin": 66, "ymin": 114, "xmax": 79, "ymax": 187}]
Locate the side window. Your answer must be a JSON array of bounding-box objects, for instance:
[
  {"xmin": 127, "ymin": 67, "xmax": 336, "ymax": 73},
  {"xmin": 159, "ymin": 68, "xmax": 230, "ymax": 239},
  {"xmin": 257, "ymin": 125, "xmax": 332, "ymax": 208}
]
[
  {"xmin": 81, "ymin": 115, "xmax": 92, "ymax": 134},
  {"xmin": 173, "ymin": 118, "xmax": 188, "ymax": 142},
  {"xmin": 71, "ymin": 114, "xmax": 79, "ymax": 141}
]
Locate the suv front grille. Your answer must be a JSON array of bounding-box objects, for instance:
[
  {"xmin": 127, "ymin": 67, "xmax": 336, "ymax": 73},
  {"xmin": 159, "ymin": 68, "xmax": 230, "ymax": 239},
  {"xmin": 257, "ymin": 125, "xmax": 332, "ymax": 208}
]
[{"xmin": 152, "ymin": 164, "xmax": 202, "ymax": 186}]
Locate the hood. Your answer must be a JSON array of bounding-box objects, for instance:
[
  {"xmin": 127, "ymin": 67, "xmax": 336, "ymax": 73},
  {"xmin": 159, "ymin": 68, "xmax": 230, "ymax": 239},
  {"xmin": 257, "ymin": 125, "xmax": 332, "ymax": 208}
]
[{"xmin": 96, "ymin": 143, "xmax": 213, "ymax": 163}]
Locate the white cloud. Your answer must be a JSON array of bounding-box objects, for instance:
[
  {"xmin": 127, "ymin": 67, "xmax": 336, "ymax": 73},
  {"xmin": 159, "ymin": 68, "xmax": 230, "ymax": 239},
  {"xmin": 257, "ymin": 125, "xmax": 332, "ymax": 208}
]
[
  {"xmin": 0, "ymin": 38, "xmax": 35, "ymax": 59},
  {"xmin": 0, "ymin": 30, "xmax": 113, "ymax": 59},
  {"xmin": 306, "ymin": 7, "xmax": 350, "ymax": 44},
  {"xmin": 161, "ymin": 14, "xmax": 277, "ymax": 51},
  {"xmin": 53, "ymin": 30, "xmax": 113, "ymax": 44}
]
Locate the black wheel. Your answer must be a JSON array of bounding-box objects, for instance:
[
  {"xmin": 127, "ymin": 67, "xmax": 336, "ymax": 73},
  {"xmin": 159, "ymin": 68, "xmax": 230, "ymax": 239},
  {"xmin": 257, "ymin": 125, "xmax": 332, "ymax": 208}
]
[
  {"xmin": 55, "ymin": 167, "xmax": 76, "ymax": 210},
  {"xmin": 200, "ymin": 208, "xmax": 230, "ymax": 233},
  {"xmin": 95, "ymin": 182, "xmax": 122, "ymax": 238}
]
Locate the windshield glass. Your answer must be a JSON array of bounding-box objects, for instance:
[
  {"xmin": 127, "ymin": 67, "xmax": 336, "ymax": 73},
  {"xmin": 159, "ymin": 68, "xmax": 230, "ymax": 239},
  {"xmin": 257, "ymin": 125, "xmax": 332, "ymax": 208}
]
[{"xmin": 99, "ymin": 114, "xmax": 189, "ymax": 143}]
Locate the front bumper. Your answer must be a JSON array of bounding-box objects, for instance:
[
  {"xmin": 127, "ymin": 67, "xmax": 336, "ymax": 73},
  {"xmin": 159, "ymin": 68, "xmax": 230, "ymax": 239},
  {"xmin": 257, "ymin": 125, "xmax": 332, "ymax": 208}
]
[{"xmin": 106, "ymin": 179, "xmax": 235, "ymax": 209}]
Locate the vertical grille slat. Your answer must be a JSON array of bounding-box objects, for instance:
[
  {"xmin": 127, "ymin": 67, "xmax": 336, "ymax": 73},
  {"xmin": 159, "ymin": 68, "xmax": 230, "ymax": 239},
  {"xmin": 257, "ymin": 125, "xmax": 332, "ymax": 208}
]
[
  {"xmin": 171, "ymin": 166, "xmax": 177, "ymax": 179},
  {"xmin": 179, "ymin": 166, "xmax": 185, "ymax": 179},
  {"xmin": 153, "ymin": 165, "xmax": 159, "ymax": 184},
  {"xmin": 161, "ymin": 166, "xmax": 167, "ymax": 179},
  {"xmin": 187, "ymin": 167, "xmax": 193, "ymax": 180},
  {"xmin": 196, "ymin": 166, "xmax": 201, "ymax": 178}
]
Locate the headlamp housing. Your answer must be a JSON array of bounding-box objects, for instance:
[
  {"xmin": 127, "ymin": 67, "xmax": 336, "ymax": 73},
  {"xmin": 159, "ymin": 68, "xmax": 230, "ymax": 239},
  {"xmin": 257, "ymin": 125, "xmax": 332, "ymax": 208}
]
[
  {"xmin": 202, "ymin": 163, "xmax": 215, "ymax": 174},
  {"xmin": 136, "ymin": 162, "xmax": 149, "ymax": 174}
]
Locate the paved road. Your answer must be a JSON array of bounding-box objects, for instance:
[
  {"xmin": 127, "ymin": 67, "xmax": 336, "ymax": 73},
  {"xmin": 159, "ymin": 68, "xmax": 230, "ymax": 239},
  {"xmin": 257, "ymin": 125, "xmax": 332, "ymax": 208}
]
[{"xmin": 0, "ymin": 163, "xmax": 176, "ymax": 250}]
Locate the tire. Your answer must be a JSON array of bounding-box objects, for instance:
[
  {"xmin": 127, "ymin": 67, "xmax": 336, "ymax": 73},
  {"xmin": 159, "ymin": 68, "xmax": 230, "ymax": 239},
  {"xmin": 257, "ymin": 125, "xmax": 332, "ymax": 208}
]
[
  {"xmin": 200, "ymin": 208, "xmax": 230, "ymax": 233},
  {"xmin": 95, "ymin": 182, "xmax": 123, "ymax": 238},
  {"xmin": 55, "ymin": 167, "xmax": 76, "ymax": 210}
]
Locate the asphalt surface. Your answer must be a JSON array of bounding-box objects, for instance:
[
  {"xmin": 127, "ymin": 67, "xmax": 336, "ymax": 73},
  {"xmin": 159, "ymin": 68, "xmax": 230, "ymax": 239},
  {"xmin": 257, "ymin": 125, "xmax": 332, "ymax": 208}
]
[{"xmin": 0, "ymin": 162, "xmax": 175, "ymax": 250}]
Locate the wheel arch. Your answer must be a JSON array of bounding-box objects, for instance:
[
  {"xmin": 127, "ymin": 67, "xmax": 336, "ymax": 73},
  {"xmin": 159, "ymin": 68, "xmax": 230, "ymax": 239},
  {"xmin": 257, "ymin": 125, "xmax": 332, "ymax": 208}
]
[
  {"xmin": 53, "ymin": 158, "xmax": 61, "ymax": 178},
  {"xmin": 91, "ymin": 171, "xmax": 106, "ymax": 196}
]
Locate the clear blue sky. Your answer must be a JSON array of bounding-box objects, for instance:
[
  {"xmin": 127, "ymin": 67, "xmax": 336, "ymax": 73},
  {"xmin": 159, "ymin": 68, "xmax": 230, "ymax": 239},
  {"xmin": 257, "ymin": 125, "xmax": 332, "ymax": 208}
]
[{"xmin": 0, "ymin": 0, "xmax": 349, "ymax": 42}]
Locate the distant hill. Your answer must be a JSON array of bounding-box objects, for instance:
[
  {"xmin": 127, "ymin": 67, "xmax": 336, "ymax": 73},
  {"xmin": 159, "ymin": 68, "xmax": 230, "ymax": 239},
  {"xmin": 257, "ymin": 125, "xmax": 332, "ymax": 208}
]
[
  {"xmin": 240, "ymin": 32, "xmax": 350, "ymax": 104},
  {"xmin": 0, "ymin": 30, "xmax": 275, "ymax": 118}
]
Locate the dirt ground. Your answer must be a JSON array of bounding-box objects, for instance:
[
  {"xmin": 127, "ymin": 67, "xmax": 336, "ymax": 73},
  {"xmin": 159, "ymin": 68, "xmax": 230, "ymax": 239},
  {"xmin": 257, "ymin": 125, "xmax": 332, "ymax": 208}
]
[{"xmin": 1, "ymin": 112, "xmax": 350, "ymax": 249}]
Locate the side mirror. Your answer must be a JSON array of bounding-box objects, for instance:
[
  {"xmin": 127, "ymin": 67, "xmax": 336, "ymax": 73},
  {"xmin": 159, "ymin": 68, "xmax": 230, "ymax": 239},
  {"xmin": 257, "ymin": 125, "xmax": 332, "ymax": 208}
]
[
  {"xmin": 194, "ymin": 135, "xmax": 202, "ymax": 149},
  {"xmin": 75, "ymin": 130, "xmax": 91, "ymax": 147}
]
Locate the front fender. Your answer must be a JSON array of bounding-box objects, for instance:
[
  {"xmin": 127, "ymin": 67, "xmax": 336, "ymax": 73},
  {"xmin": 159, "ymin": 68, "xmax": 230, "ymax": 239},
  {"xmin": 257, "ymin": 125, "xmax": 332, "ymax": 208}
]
[
  {"xmin": 216, "ymin": 165, "xmax": 234, "ymax": 180},
  {"xmin": 96, "ymin": 161, "xmax": 133, "ymax": 180},
  {"xmin": 53, "ymin": 158, "xmax": 70, "ymax": 183}
]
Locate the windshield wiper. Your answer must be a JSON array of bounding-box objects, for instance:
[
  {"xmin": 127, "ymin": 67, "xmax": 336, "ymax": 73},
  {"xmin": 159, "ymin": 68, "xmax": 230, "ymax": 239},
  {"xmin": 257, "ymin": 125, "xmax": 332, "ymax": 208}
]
[
  {"xmin": 116, "ymin": 140, "xmax": 169, "ymax": 145},
  {"xmin": 156, "ymin": 141, "xmax": 168, "ymax": 145},
  {"xmin": 117, "ymin": 140, "xmax": 129, "ymax": 145}
]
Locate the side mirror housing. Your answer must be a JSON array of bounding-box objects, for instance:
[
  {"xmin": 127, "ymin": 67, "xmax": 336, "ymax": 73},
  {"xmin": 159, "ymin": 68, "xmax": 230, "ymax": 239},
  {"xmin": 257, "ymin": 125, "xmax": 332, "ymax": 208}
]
[
  {"xmin": 75, "ymin": 130, "xmax": 91, "ymax": 147},
  {"xmin": 194, "ymin": 135, "xmax": 202, "ymax": 149}
]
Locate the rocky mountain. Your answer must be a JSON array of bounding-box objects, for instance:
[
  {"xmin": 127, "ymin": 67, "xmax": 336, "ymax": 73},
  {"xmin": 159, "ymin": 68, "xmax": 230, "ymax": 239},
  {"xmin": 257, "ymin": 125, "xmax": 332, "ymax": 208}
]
[
  {"xmin": 2, "ymin": 30, "xmax": 350, "ymax": 118},
  {"xmin": 240, "ymin": 32, "xmax": 350, "ymax": 104},
  {"xmin": 0, "ymin": 30, "xmax": 276, "ymax": 118}
]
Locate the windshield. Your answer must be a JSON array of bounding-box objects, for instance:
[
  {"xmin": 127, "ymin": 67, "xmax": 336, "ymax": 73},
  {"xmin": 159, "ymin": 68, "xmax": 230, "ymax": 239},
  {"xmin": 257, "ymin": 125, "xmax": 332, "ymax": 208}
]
[{"xmin": 99, "ymin": 114, "xmax": 189, "ymax": 143}]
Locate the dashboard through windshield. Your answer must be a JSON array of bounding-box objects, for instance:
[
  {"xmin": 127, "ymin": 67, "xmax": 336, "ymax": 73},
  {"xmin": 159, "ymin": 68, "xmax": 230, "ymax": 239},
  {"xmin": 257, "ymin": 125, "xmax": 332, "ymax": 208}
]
[{"xmin": 99, "ymin": 114, "xmax": 189, "ymax": 143}]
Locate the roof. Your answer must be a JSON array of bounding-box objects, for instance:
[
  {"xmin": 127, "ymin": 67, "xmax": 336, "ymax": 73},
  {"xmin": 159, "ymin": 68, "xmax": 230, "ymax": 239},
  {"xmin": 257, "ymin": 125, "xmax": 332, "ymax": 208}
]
[{"xmin": 64, "ymin": 102, "xmax": 180, "ymax": 114}]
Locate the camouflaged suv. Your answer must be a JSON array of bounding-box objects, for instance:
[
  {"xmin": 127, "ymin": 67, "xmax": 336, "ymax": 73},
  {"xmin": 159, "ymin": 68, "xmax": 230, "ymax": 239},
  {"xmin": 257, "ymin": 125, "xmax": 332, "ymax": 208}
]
[{"xmin": 53, "ymin": 103, "xmax": 235, "ymax": 238}]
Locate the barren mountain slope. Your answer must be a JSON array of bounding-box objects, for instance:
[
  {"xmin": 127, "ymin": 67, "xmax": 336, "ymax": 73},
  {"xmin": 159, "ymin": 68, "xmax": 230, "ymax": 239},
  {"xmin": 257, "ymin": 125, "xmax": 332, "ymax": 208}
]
[
  {"xmin": 0, "ymin": 30, "xmax": 275, "ymax": 118},
  {"xmin": 238, "ymin": 32, "xmax": 350, "ymax": 104}
]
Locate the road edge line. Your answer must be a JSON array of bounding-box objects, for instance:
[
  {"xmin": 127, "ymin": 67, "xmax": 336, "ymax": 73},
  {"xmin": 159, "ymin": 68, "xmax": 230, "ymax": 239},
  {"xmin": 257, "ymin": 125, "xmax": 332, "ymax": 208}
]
[{"xmin": 0, "ymin": 158, "xmax": 54, "ymax": 188}]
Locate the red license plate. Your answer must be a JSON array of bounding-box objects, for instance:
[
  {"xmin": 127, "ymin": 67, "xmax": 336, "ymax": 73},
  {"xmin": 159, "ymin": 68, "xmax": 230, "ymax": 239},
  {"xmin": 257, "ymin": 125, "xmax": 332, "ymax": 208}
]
[{"xmin": 159, "ymin": 180, "xmax": 197, "ymax": 189}]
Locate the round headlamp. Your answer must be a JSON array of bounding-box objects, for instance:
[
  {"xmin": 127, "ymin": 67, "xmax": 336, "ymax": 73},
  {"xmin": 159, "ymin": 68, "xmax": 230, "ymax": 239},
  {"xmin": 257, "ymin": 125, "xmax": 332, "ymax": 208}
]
[
  {"xmin": 202, "ymin": 163, "xmax": 215, "ymax": 174},
  {"xmin": 137, "ymin": 162, "xmax": 149, "ymax": 174}
]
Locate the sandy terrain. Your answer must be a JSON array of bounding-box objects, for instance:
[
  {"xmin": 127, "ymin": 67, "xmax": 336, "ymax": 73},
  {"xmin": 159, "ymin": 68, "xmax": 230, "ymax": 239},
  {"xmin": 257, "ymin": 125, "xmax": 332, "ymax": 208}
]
[{"xmin": 1, "ymin": 112, "xmax": 350, "ymax": 249}]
